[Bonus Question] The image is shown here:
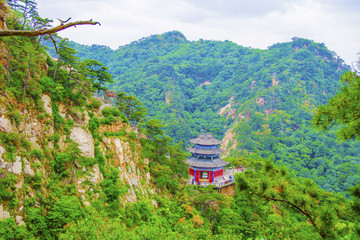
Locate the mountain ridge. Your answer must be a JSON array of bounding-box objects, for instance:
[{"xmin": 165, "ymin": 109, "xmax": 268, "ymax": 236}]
[
  {"xmin": 1, "ymin": 1, "xmax": 360, "ymax": 237},
  {"xmin": 62, "ymin": 31, "xmax": 359, "ymax": 195}
]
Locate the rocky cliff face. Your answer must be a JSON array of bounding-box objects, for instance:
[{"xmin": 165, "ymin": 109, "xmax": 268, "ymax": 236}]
[
  {"xmin": 0, "ymin": 2, "xmax": 7, "ymax": 30},
  {"xmin": 0, "ymin": 92, "xmax": 155, "ymax": 222}
]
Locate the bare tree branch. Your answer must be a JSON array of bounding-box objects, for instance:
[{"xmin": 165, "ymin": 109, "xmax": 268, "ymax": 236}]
[
  {"xmin": 0, "ymin": 20, "xmax": 100, "ymax": 37},
  {"xmin": 262, "ymin": 195, "xmax": 311, "ymax": 219},
  {"xmin": 48, "ymin": 34, "xmax": 58, "ymax": 53},
  {"xmin": 262, "ymin": 195, "xmax": 324, "ymax": 239},
  {"xmin": 57, "ymin": 17, "xmax": 72, "ymax": 25}
]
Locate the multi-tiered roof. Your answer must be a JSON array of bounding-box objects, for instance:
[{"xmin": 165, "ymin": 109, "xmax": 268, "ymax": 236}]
[{"xmin": 186, "ymin": 133, "xmax": 229, "ymax": 168}]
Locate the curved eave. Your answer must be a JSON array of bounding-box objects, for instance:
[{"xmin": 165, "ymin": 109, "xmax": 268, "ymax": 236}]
[
  {"xmin": 187, "ymin": 147, "xmax": 224, "ymax": 155},
  {"xmin": 190, "ymin": 133, "xmax": 222, "ymax": 146},
  {"xmin": 186, "ymin": 157, "xmax": 229, "ymax": 168},
  {"xmin": 190, "ymin": 139, "xmax": 222, "ymax": 146}
]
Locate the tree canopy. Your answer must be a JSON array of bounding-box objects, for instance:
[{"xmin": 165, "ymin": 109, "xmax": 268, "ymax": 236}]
[{"xmin": 313, "ymin": 71, "xmax": 360, "ymax": 140}]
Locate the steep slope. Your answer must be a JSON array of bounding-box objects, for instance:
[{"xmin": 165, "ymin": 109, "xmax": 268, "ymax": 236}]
[
  {"xmin": 66, "ymin": 32, "xmax": 358, "ymax": 194},
  {"xmin": 0, "ymin": 11, "xmax": 166, "ymax": 238},
  {"xmin": 1, "ymin": 2, "xmax": 360, "ymax": 238},
  {"xmin": 0, "ymin": 93, "xmax": 156, "ymax": 219},
  {"xmin": 67, "ymin": 32, "xmax": 347, "ymax": 141}
]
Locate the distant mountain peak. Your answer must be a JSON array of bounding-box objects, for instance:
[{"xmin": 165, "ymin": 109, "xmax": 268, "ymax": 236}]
[
  {"xmin": 127, "ymin": 30, "xmax": 187, "ymax": 48},
  {"xmin": 160, "ymin": 30, "xmax": 187, "ymax": 41}
]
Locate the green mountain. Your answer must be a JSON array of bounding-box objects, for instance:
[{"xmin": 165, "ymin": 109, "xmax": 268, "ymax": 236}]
[
  {"xmin": 65, "ymin": 31, "xmax": 359, "ymax": 195},
  {"xmin": 1, "ymin": 1, "xmax": 360, "ymax": 239},
  {"xmin": 67, "ymin": 31, "xmax": 347, "ymax": 142}
]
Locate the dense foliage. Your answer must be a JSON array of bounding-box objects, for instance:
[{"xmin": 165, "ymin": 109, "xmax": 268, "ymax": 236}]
[
  {"xmin": 65, "ymin": 32, "xmax": 347, "ymax": 141},
  {"xmin": 1, "ymin": 1, "xmax": 360, "ymax": 239},
  {"xmin": 63, "ymin": 31, "xmax": 360, "ymax": 195},
  {"xmin": 313, "ymin": 71, "xmax": 360, "ymax": 140}
]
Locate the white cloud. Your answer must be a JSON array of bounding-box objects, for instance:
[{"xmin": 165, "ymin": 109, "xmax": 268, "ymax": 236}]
[{"xmin": 36, "ymin": 0, "xmax": 359, "ymax": 65}]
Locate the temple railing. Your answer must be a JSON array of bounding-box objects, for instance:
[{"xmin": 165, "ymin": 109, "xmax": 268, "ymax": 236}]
[
  {"xmin": 189, "ymin": 179, "xmax": 236, "ymax": 187},
  {"xmin": 188, "ymin": 167, "xmax": 252, "ymax": 187}
]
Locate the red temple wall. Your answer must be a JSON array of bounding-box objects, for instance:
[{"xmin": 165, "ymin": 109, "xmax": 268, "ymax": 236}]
[
  {"xmin": 191, "ymin": 169, "xmax": 224, "ymax": 182},
  {"xmin": 214, "ymin": 169, "xmax": 223, "ymax": 178}
]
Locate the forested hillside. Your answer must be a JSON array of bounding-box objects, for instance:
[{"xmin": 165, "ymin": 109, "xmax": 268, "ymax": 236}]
[
  {"xmin": 1, "ymin": 1, "xmax": 360, "ymax": 239},
  {"xmin": 64, "ymin": 31, "xmax": 359, "ymax": 195},
  {"xmin": 66, "ymin": 31, "xmax": 347, "ymax": 140}
]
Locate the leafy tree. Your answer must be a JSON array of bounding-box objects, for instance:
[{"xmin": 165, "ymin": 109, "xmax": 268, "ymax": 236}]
[
  {"xmin": 143, "ymin": 118, "xmax": 164, "ymax": 139},
  {"xmin": 348, "ymin": 184, "xmax": 360, "ymax": 237},
  {"xmin": 52, "ymin": 37, "xmax": 78, "ymax": 82},
  {"xmin": 313, "ymin": 71, "xmax": 360, "ymax": 140},
  {"xmin": 231, "ymin": 157, "xmax": 352, "ymax": 239},
  {"xmin": 82, "ymin": 59, "xmax": 113, "ymax": 96},
  {"xmin": 18, "ymin": 0, "xmax": 37, "ymax": 28},
  {"xmin": 312, "ymin": 65, "xmax": 360, "ymax": 238},
  {"xmin": 116, "ymin": 92, "xmax": 147, "ymax": 125}
]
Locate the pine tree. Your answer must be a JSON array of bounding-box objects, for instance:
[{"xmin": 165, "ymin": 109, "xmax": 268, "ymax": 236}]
[
  {"xmin": 313, "ymin": 71, "xmax": 360, "ymax": 140},
  {"xmin": 83, "ymin": 59, "xmax": 113, "ymax": 96},
  {"xmin": 52, "ymin": 38, "xmax": 78, "ymax": 83}
]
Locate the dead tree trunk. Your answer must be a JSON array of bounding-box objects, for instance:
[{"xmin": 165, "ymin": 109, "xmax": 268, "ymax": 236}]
[
  {"xmin": 6, "ymin": 47, "xmax": 10, "ymax": 84},
  {"xmin": 52, "ymin": 57, "xmax": 60, "ymax": 82},
  {"xmin": 23, "ymin": 53, "xmax": 32, "ymax": 92},
  {"xmin": 0, "ymin": 19, "xmax": 100, "ymax": 37}
]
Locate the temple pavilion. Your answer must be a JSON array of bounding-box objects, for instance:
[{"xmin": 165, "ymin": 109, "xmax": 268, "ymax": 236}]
[{"xmin": 186, "ymin": 133, "xmax": 229, "ymax": 184}]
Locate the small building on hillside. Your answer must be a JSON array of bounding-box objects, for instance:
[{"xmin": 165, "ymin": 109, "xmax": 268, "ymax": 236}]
[{"xmin": 186, "ymin": 133, "xmax": 229, "ymax": 185}]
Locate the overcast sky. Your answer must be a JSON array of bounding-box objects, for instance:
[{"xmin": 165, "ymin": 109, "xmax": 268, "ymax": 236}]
[{"xmin": 36, "ymin": 0, "xmax": 359, "ymax": 66}]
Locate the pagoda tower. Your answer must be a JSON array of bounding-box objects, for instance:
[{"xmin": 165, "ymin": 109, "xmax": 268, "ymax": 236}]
[{"xmin": 186, "ymin": 133, "xmax": 229, "ymax": 184}]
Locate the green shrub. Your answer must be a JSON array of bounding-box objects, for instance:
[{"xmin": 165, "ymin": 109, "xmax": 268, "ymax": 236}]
[
  {"xmin": 128, "ymin": 131, "xmax": 137, "ymax": 140},
  {"xmin": 9, "ymin": 196, "xmax": 19, "ymax": 210},
  {"xmin": 64, "ymin": 119, "xmax": 74, "ymax": 135},
  {"xmin": 0, "ymin": 132, "xmax": 31, "ymax": 161},
  {"xmin": 24, "ymin": 172, "xmax": 43, "ymax": 190},
  {"xmin": 0, "ymin": 217, "xmax": 29, "ymax": 240},
  {"xmin": 26, "ymin": 80, "xmax": 43, "ymax": 111},
  {"xmin": 95, "ymin": 146, "xmax": 105, "ymax": 166},
  {"xmin": 37, "ymin": 114, "xmax": 45, "ymax": 121},
  {"xmin": 46, "ymin": 195, "xmax": 84, "ymax": 230},
  {"xmin": 80, "ymin": 156, "xmax": 97, "ymax": 167},
  {"xmin": 7, "ymin": 109, "xmax": 22, "ymax": 127},
  {"xmin": 47, "ymin": 132, "xmax": 60, "ymax": 143},
  {"xmin": 125, "ymin": 200, "xmax": 152, "ymax": 227},
  {"xmin": 39, "ymin": 76, "xmax": 55, "ymax": 93},
  {"xmin": 111, "ymin": 108, "xmax": 122, "ymax": 117},
  {"xmin": 101, "ymin": 106, "xmax": 116, "ymax": 117},
  {"xmin": 103, "ymin": 129, "xmax": 126, "ymax": 137},
  {"xmin": 52, "ymin": 153, "xmax": 70, "ymax": 175},
  {"xmin": 53, "ymin": 112, "xmax": 64, "ymax": 130},
  {"xmin": 3, "ymin": 145, "xmax": 16, "ymax": 162},
  {"xmin": 100, "ymin": 115, "xmax": 115, "ymax": 125},
  {"xmin": 33, "ymin": 172, "xmax": 43, "ymax": 190},
  {"xmin": 130, "ymin": 141, "xmax": 136, "ymax": 151},
  {"xmin": 91, "ymin": 131, "xmax": 102, "ymax": 142},
  {"xmin": 25, "ymin": 207, "xmax": 48, "ymax": 237},
  {"xmin": 101, "ymin": 107, "xmax": 128, "ymax": 124},
  {"xmin": 88, "ymin": 99, "xmax": 102, "ymax": 109},
  {"xmin": 52, "ymin": 101, "xmax": 64, "ymax": 130},
  {"xmin": 21, "ymin": 138, "xmax": 32, "ymax": 150},
  {"xmin": 89, "ymin": 117, "xmax": 100, "ymax": 131},
  {"xmin": 0, "ymin": 170, "xmax": 16, "ymax": 201},
  {"xmin": 100, "ymin": 167, "xmax": 122, "ymax": 204}
]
